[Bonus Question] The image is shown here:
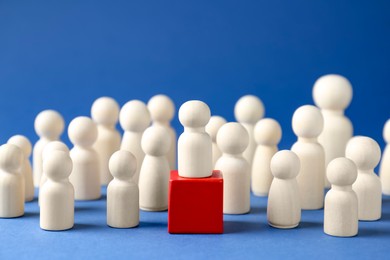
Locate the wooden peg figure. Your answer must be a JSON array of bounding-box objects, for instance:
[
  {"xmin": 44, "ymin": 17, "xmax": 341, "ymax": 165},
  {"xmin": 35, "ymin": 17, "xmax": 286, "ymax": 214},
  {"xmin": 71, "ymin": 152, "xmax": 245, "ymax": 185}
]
[
  {"xmin": 346, "ymin": 136, "xmax": 382, "ymax": 221},
  {"xmin": 0, "ymin": 144, "xmax": 24, "ymax": 218},
  {"xmin": 205, "ymin": 116, "xmax": 227, "ymax": 168},
  {"xmin": 380, "ymin": 119, "xmax": 390, "ymax": 195},
  {"xmin": 324, "ymin": 157, "xmax": 358, "ymax": 237},
  {"xmin": 107, "ymin": 150, "xmax": 139, "ymax": 228},
  {"xmin": 8, "ymin": 135, "xmax": 34, "ymax": 202},
  {"xmin": 267, "ymin": 150, "xmax": 301, "ymax": 229},
  {"xmin": 33, "ymin": 110, "xmax": 65, "ymax": 187},
  {"xmin": 40, "ymin": 151, "xmax": 74, "ymax": 231}
]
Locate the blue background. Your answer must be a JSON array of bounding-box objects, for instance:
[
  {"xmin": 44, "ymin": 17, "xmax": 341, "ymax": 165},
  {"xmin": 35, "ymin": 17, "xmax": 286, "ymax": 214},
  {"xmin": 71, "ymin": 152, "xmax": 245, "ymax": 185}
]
[{"xmin": 0, "ymin": 0, "xmax": 390, "ymax": 259}]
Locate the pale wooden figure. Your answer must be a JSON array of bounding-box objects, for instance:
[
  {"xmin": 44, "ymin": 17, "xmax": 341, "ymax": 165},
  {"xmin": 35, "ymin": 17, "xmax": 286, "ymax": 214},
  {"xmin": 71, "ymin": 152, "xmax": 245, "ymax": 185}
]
[
  {"xmin": 91, "ymin": 97, "xmax": 121, "ymax": 185},
  {"xmin": 120, "ymin": 100, "xmax": 151, "ymax": 184},
  {"xmin": 107, "ymin": 150, "xmax": 139, "ymax": 228},
  {"xmin": 68, "ymin": 117, "xmax": 101, "ymax": 200},
  {"xmin": 139, "ymin": 125, "xmax": 171, "ymax": 211},
  {"xmin": 40, "ymin": 151, "xmax": 74, "ymax": 231},
  {"xmin": 380, "ymin": 119, "xmax": 390, "ymax": 195},
  {"xmin": 0, "ymin": 144, "xmax": 24, "ymax": 218},
  {"xmin": 178, "ymin": 100, "xmax": 212, "ymax": 178},
  {"xmin": 267, "ymin": 150, "xmax": 301, "ymax": 228},
  {"xmin": 346, "ymin": 136, "xmax": 382, "ymax": 221},
  {"xmin": 148, "ymin": 94, "xmax": 177, "ymax": 170},
  {"xmin": 234, "ymin": 95, "xmax": 265, "ymax": 167},
  {"xmin": 205, "ymin": 116, "xmax": 227, "ymax": 168},
  {"xmin": 33, "ymin": 110, "xmax": 64, "ymax": 187},
  {"xmin": 8, "ymin": 135, "xmax": 34, "ymax": 202},
  {"xmin": 215, "ymin": 122, "xmax": 250, "ymax": 214},
  {"xmin": 291, "ymin": 105, "xmax": 325, "ymax": 210},
  {"xmin": 324, "ymin": 157, "xmax": 358, "ymax": 237},
  {"xmin": 313, "ymin": 74, "xmax": 353, "ymax": 188},
  {"xmin": 252, "ymin": 118, "xmax": 281, "ymax": 196}
]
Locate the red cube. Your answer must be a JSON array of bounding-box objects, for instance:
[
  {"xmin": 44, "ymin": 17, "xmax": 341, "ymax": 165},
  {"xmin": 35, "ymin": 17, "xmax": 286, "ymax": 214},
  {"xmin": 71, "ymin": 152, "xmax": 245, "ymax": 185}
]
[{"xmin": 168, "ymin": 170, "xmax": 223, "ymax": 234}]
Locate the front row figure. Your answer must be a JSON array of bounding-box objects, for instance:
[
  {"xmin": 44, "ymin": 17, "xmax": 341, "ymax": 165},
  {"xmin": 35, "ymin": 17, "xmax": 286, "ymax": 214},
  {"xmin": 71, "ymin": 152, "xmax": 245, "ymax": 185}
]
[{"xmin": 107, "ymin": 150, "xmax": 139, "ymax": 228}]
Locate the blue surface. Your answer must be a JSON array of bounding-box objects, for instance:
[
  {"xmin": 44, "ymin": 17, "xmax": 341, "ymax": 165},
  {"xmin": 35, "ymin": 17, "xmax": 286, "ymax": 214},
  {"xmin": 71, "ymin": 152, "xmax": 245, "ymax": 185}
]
[
  {"xmin": 0, "ymin": 0, "xmax": 390, "ymax": 259},
  {"xmin": 1, "ymin": 188, "xmax": 390, "ymax": 259}
]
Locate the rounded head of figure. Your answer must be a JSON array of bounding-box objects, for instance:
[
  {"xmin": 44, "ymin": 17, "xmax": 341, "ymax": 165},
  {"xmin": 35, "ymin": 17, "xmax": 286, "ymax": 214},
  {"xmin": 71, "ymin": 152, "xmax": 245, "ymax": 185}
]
[
  {"xmin": 313, "ymin": 74, "xmax": 353, "ymax": 111},
  {"xmin": 42, "ymin": 141, "xmax": 69, "ymax": 161},
  {"xmin": 254, "ymin": 118, "xmax": 282, "ymax": 146},
  {"xmin": 234, "ymin": 95, "xmax": 265, "ymax": 124},
  {"xmin": 0, "ymin": 144, "xmax": 23, "ymax": 173},
  {"xmin": 327, "ymin": 157, "xmax": 357, "ymax": 186},
  {"xmin": 119, "ymin": 100, "xmax": 151, "ymax": 132},
  {"xmin": 205, "ymin": 116, "xmax": 227, "ymax": 142},
  {"xmin": 7, "ymin": 135, "xmax": 32, "ymax": 158},
  {"xmin": 141, "ymin": 125, "xmax": 171, "ymax": 157},
  {"xmin": 179, "ymin": 100, "xmax": 210, "ymax": 128},
  {"xmin": 34, "ymin": 110, "xmax": 65, "ymax": 139},
  {"xmin": 217, "ymin": 122, "xmax": 249, "ymax": 155},
  {"xmin": 384, "ymin": 119, "xmax": 390, "ymax": 143},
  {"xmin": 270, "ymin": 150, "xmax": 300, "ymax": 179},
  {"xmin": 109, "ymin": 150, "xmax": 137, "ymax": 181},
  {"xmin": 91, "ymin": 97, "xmax": 120, "ymax": 126},
  {"xmin": 346, "ymin": 136, "xmax": 381, "ymax": 171},
  {"xmin": 43, "ymin": 151, "xmax": 73, "ymax": 181},
  {"xmin": 292, "ymin": 105, "xmax": 324, "ymax": 138},
  {"xmin": 147, "ymin": 94, "xmax": 175, "ymax": 124},
  {"xmin": 68, "ymin": 117, "xmax": 98, "ymax": 147}
]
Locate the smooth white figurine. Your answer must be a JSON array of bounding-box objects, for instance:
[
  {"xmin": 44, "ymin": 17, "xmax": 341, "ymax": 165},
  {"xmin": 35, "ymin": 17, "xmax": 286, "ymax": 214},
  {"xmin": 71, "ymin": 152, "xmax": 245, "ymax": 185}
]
[
  {"xmin": 39, "ymin": 141, "xmax": 69, "ymax": 203},
  {"xmin": 120, "ymin": 100, "xmax": 151, "ymax": 184},
  {"xmin": 107, "ymin": 150, "xmax": 139, "ymax": 228},
  {"xmin": 148, "ymin": 94, "xmax": 177, "ymax": 170},
  {"xmin": 267, "ymin": 150, "xmax": 301, "ymax": 229},
  {"xmin": 215, "ymin": 122, "xmax": 250, "ymax": 214},
  {"xmin": 234, "ymin": 95, "xmax": 265, "ymax": 166},
  {"xmin": 346, "ymin": 136, "xmax": 382, "ymax": 221},
  {"xmin": 291, "ymin": 105, "xmax": 325, "ymax": 210},
  {"xmin": 205, "ymin": 116, "xmax": 227, "ymax": 168},
  {"xmin": 139, "ymin": 125, "xmax": 171, "ymax": 211},
  {"xmin": 91, "ymin": 97, "xmax": 121, "ymax": 185},
  {"xmin": 178, "ymin": 100, "xmax": 212, "ymax": 178},
  {"xmin": 40, "ymin": 151, "xmax": 74, "ymax": 231},
  {"xmin": 7, "ymin": 135, "xmax": 34, "ymax": 202},
  {"xmin": 380, "ymin": 119, "xmax": 390, "ymax": 194},
  {"xmin": 252, "ymin": 118, "xmax": 281, "ymax": 196},
  {"xmin": 33, "ymin": 110, "xmax": 65, "ymax": 187},
  {"xmin": 324, "ymin": 157, "xmax": 358, "ymax": 237},
  {"xmin": 313, "ymin": 74, "xmax": 353, "ymax": 188},
  {"xmin": 68, "ymin": 116, "xmax": 101, "ymax": 200},
  {"xmin": 0, "ymin": 144, "xmax": 24, "ymax": 218}
]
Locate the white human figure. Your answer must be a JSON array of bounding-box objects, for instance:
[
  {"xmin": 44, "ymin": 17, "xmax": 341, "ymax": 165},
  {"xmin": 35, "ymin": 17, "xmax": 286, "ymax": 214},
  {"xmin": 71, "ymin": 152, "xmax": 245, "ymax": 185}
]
[
  {"xmin": 107, "ymin": 150, "xmax": 139, "ymax": 228},
  {"xmin": 148, "ymin": 94, "xmax": 176, "ymax": 170},
  {"xmin": 291, "ymin": 105, "xmax": 325, "ymax": 210},
  {"xmin": 139, "ymin": 125, "xmax": 171, "ymax": 211},
  {"xmin": 215, "ymin": 122, "xmax": 250, "ymax": 214},
  {"xmin": 324, "ymin": 157, "xmax": 358, "ymax": 237},
  {"xmin": 8, "ymin": 135, "xmax": 34, "ymax": 202},
  {"xmin": 313, "ymin": 74, "xmax": 353, "ymax": 188},
  {"xmin": 40, "ymin": 151, "xmax": 74, "ymax": 231},
  {"xmin": 120, "ymin": 100, "xmax": 151, "ymax": 184},
  {"xmin": 39, "ymin": 141, "xmax": 69, "ymax": 203},
  {"xmin": 252, "ymin": 118, "xmax": 282, "ymax": 196},
  {"xmin": 0, "ymin": 144, "xmax": 24, "ymax": 218},
  {"xmin": 346, "ymin": 136, "xmax": 382, "ymax": 221},
  {"xmin": 205, "ymin": 116, "xmax": 227, "ymax": 168},
  {"xmin": 68, "ymin": 116, "xmax": 101, "ymax": 200},
  {"xmin": 380, "ymin": 119, "xmax": 390, "ymax": 194},
  {"xmin": 234, "ymin": 95, "xmax": 265, "ymax": 167},
  {"xmin": 33, "ymin": 110, "xmax": 65, "ymax": 187},
  {"xmin": 178, "ymin": 100, "xmax": 212, "ymax": 178},
  {"xmin": 91, "ymin": 97, "xmax": 121, "ymax": 185},
  {"xmin": 267, "ymin": 150, "xmax": 301, "ymax": 229}
]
